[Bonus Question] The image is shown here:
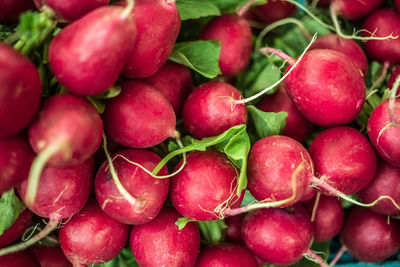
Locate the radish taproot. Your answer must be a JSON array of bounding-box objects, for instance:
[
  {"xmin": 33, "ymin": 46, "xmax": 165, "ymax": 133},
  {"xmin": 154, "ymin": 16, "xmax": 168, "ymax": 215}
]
[{"xmin": 0, "ymin": 208, "xmax": 33, "ymax": 248}]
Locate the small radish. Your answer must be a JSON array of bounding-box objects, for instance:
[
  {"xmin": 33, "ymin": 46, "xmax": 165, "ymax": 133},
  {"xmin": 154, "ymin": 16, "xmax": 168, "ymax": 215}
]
[
  {"xmin": 104, "ymin": 80, "xmax": 176, "ymax": 148},
  {"xmin": 0, "ymin": 250, "xmax": 40, "ymax": 267},
  {"xmin": 0, "ymin": 43, "xmax": 41, "ymax": 138},
  {"xmin": 330, "ymin": 0, "xmax": 384, "ymax": 20},
  {"xmin": 387, "ymin": 66, "xmax": 400, "ymax": 90},
  {"xmin": 130, "ymin": 207, "xmax": 200, "ymax": 267},
  {"xmin": 34, "ymin": 0, "xmax": 110, "ymax": 22},
  {"xmin": 251, "ymin": 0, "xmax": 296, "ymax": 24},
  {"xmin": 0, "ymin": 0, "xmax": 35, "ymax": 23},
  {"xmin": 117, "ymin": 0, "xmax": 180, "ymax": 78},
  {"xmin": 49, "ymin": 1, "xmax": 136, "ymax": 96},
  {"xmin": 224, "ymin": 214, "xmax": 245, "ymax": 243},
  {"xmin": 59, "ymin": 199, "xmax": 130, "ymax": 266},
  {"xmin": 30, "ymin": 246, "xmax": 71, "ymax": 267},
  {"xmin": 182, "ymin": 81, "xmax": 247, "ymax": 139},
  {"xmin": 340, "ymin": 207, "xmax": 400, "ymax": 262},
  {"xmin": 0, "ymin": 208, "xmax": 33, "ymax": 248},
  {"xmin": 200, "ymin": 14, "xmax": 252, "ymax": 77}
]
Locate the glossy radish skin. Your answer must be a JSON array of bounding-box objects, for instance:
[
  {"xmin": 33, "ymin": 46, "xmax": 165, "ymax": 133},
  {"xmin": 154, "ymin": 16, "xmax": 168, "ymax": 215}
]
[
  {"xmin": 30, "ymin": 246, "xmax": 71, "ymax": 267},
  {"xmin": 195, "ymin": 243, "xmax": 258, "ymax": 267},
  {"xmin": 387, "ymin": 66, "xmax": 400, "ymax": 90},
  {"xmin": 251, "ymin": 0, "xmax": 296, "ymax": 24},
  {"xmin": 0, "ymin": 209, "xmax": 33, "ymax": 248},
  {"xmin": 257, "ymin": 86, "xmax": 313, "ymax": 142},
  {"xmin": 341, "ymin": 207, "xmax": 400, "ymax": 262},
  {"xmin": 95, "ymin": 149, "xmax": 169, "ymax": 225},
  {"xmin": 130, "ymin": 208, "xmax": 200, "ymax": 267},
  {"xmin": 224, "ymin": 214, "xmax": 245, "ymax": 243},
  {"xmin": 247, "ymin": 135, "xmax": 314, "ymax": 207},
  {"xmin": 242, "ymin": 206, "xmax": 313, "ymax": 266},
  {"xmin": 182, "ymin": 81, "xmax": 247, "ymax": 139},
  {"xmin": 145, "ymin": 61, "xmax": 193, "ymax": 117},
  {"xmin": 0, "ymin": 250, "xmax": 40, "ymax": 267},
  {"xmin": 309, "ymin": 126, "xmax": 377, "ymax": 195},
  {"xmin": 367, "ymin": 99, "xmax": 400, "ymax": 167},
  {"xmin": 358, "ymin": 160, "xmax": 400, "ymax": 215},
  {"xmin": 117, "ymin": 0, "xmax": 180, "ymax": 78},
  {"xmin": 0, "ymin": 43, "xmax": 41, "ymax": 138},
  {"xmin": 332, "ymin": 0, "xmax": 384, "ymax": 20},
  {"xmin": 362, "ymin": 8, "xmax": 400, "ymax": 64},
  {"xmin": 304, "ymin": 195, "xmax": 344, "ymax": 242},
  {"xmin": 0, "ymin": 134, "xmax": 35, "ymax": 194},
  {"xmin": 0, "ymin": 0, "xmax": 35, "ymax": 23},
  {"xmin": 49, "ymin": 6, "xmax": 136, "ymax": 96},
  {"xmin": 34, "ymin": 0, "xmax": 110, "ymax": 22},
  {"xmin": 309, "ymin": 33, "xmax": 368, "ymax": 74},
  {"xmin": 201, "ymin": 14, "xmax": 252, "ymax": 77},
  {"xmin": 59, "ymin": 199, "xmax": 130, "ymax": 266},
  {"xmin": 18, "ymin": 158, "xmax": 94, "ymax": 219},
  {"xmin": 300, "ymin": 186, "xmax": 317, "ymax": 203},
  {"xmin": 104, "ymin": 81, "xmax": 176, "ymax": 148},
  {"xmin": 284, "ymin": 49, "xmax": 365, "ymax": 126},
  {"xmin": 170, "ymin": 150, "xmax": 243, "ymax": 221}
]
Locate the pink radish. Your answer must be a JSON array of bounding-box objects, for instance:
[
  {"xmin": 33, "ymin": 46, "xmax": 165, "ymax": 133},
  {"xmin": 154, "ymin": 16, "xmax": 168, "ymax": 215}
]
[
  {"xmin": 331, "ymin": 0, "xmax": 384, "ymax": 20},
  {"xmin": 0, "ymin": 250, "xmax": 40, "ymax": 267},
  {"xmin": 30, "ymin": 246, "xmax": 71, "ymax": 267},
  {"xmin": 251, "ymin": 0, "xmax": 296, "ymax": 24},
  {"xmin": 0, "ymin": 0, "xmax": 35, "ymax": 23},
  {"xmin": 0, "ymin": 208, "xmax": 33, "ymax": 248}
]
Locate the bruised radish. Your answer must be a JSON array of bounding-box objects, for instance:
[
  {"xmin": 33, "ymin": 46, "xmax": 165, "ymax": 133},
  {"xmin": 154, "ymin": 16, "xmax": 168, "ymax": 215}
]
[
  {"xmin": 224, "ymin": 214, "xmax": 245, "ymax": 243},
  {"xmin": 309, "ymin": 126, "xmax": 377, "ymax": 195},
  {"xmin": 331, "ymin": 0, "xmax": 384, "ymax": 20},
  {"xmin": 145, "ymin": 61, "xmax": 193, "ymax": 117},
  {"xmin": 59, "ymin": 199, "xmax": 130, "ymax": 266},
  {"xmin": 49, "ymin": 4, "xmax": 136, "ymax": 96},
  {"xmin": 0, "ymin": 43, "xmax": 41, "ymax": 138},
  {"xmin": 341, "ymin": 207, "xmax": 400, "ymax": 262},
  {"xmin": 251, "ymin": 0, "xmax": 296, "ymax": 24},
  {"xmin": 170, "ymin": 150, "xmax": 243, "ymax": 221},
  {"xmin": 95, "ymin": 149, "xmax": 169, "ymax": 225},
  {"xmin": 130, "ymin": 207, "xmax": 200, "ymax": 267},
  {"xmin": 0, "ymin": 209, "xmax": 33, "ymax": 248},
  {"xmin": 34, "ymin": 0, "xmax": 110, "ymax": 22},
  {"xmin": 0, "ymin": 0, "xmax": 35, "ymax": 23},
  {"xmin": 0, "ymin": 250, "xmax": 40, "ymax": 267},
  {"xmin": 195, "ymin": 243, "xmax": 258, "ymax": 267},
  {"xmin": 30, "ymin": 246, "xmax": 71, "ymax": 267},
  {"xmin": 257, "ymin": 86, "xmax": 313, "ymax": 142},
  {"xmin": 367, "ymin": 99, "xmax": 400, "ymax": 167},
  {"xmin": 104, "ymin": 80, "xmax": 176, "ymax": 148},
  {"xmin": 182, "ymin": 81, "xmax": 247, "ymax": 139},
  {"xmin": 0, "ymin": 134, "xmax": 34, "ymax": 194},
  {"xmin": 242, "ymin": 206, "xmax": 313, "ymax": 266},
  {"xmin": 387, "ymin": 66, "xmax": 400, "ymax": 90},
  {"xmin": 117, "ymin": 0, "xmax": 180, "ymax": 78},
  {"xmin": 201, "ymin": 14, "xmax": 252, "ymax": 77}
]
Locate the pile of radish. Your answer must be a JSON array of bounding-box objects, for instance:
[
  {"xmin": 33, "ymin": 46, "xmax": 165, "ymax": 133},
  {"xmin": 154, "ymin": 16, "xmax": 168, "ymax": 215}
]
[{"xmin": 2, "ymin": 0, "xmax": 400, "ymax": 266}]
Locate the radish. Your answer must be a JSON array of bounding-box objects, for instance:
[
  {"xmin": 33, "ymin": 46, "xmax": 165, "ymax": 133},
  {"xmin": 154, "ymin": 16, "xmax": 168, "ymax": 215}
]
[
  {"xmin": 104, "ymin": 80, "xmax": 176, "ymax": 148},
  {"xmin": 250, "ymin": 0, "xmax": 296, "ymax": 25},
  {"xmin": 34, "ymin": 0, "xmax": 110, "ymax": 22},
  {"xmin": 116, "ymin": 0, "xmax": 180, "ymax": 78},
  {"xmin": 387, "ymin": 66, "xmax": 400, "ymax": 90},
  {"xmin": 224, "ymin": 214, "xmax": 245, "ymax": 243},
  {"xmin": 95, "ymin": 149, "xmax": 169, "ymax": 225},
  {"xmin": 30, "ymin": 246, "xmax": 71, "ymax": 267},
  {"xmin": 0, "ymin": 208, "xmax": 33, "ymax": 248},
  {"xmin": 330, "ymin": 0, "xmax": 384, "ymax": 20},
  {"xmin": 0, "ymin": 134, "xmax": 35, "ymax": 194},
  {"xmin": 0, "ymin": 43, "xmax": 41, "ymax": 138},
  {"xmin": 130, "ymin": 207, "xmax": 200, "ymax": 267},
  {"xmin": 145, "ymin": 61, "xmax": 193, "ymax": 117},
  {"xmin": 59, "ymin": 199, "xmax": 130, "ymax": 266},
  {"xmin": 200, "ymin": 14, "xmax": 252, "ymax": 77},
  {"xmin": 49, "ymin": 1, "xmax": 136, "ymax": 96},
  {"xmin": 300, "ymin": 186, "xmax": 317, "ymax": 203},
  {"xmin": 340, "ymin": 207, "xmax": 400, "ymax": 262},
  {"xmin": 396, "ymin": 0, "xmax": 400, "ymax": 13},
  {"xmin": 182, "ymin": 81, "xmax": 247, "ymax": 139},
  {"xmin": 0, "ymin": 0, "xmax": 35, "ymax": 23},
  {"xmin": 195, "ymin": 243, "xmax": 258, "ymax": 267},
  {"xmin": 0, "ymin": 250, "xmax": 40, "ymax": 267}
]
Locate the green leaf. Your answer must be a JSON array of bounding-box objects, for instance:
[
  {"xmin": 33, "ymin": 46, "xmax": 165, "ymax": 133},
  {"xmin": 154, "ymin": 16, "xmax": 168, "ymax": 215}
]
[
  {"xmin": 176, "ymin": 0, "xmax": 221, "ymax": 20},
  {"xmin": 175, "ymin": 217, "xmax": 196, "ymax": 230},
  {"xmin": 212, "ymin": 0, "xmax": 266, "ymax": 13},
  {"xmin": 240, "ymin": 190, "xmax": 257, "ymax": 207},
  {"xmin": 247, "ymin": 105, "xmax": 287, "ymax": 138},
  {"xmin": 288, "ymin": 241, "xmax": 331, "ymax": 267},
  {"xmin": 169, "ymin": 40, "xmax": 221, "ymax": 78},
  {"xmin": 92, "ymin": 86, "xmax": 121, "ymax": 100},
  {"xmin": 94, "ymin": 248, "xmax": 139, "ymax": 267},
  {"xmin": 0, "ymin": 189, "xmax": 25, "ymax": 235},
  {"xmin": 86, "ymin": 97, "xmax": 105, "ymax": 114},
  {"xmin": 197, "ymin": 220, "xmax": 227, "ymax": 243}
]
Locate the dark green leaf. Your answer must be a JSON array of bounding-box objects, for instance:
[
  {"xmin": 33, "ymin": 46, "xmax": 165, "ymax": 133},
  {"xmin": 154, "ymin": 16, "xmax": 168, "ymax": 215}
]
[
  {"xmin": 175, "ymin": 217, "xmax": 196, "ymax": 230},
  {"xmin": 247, "ymin": 105, "xmax": 287, "ymax": 138},
  {"xmin": 92, "ymin": 86, "xmax": 121, "ymax": 100},
  {"xmin": 240, "ymin": 190, "xmax": 257, "ymax": 207},
  {"xmin": 213, "ymin": 0, "xmax": 265, "ymax": 13},
  {"xmin": 0, "ymin": 189, "xmax": 25, "ymax": 235},
  {"xmin": 176, "ymin": 0, "xmax": 221, "ymax": 20},
  {"xmin": 94, "ymin": 248, "xmax": 139, "ymax": 267}
]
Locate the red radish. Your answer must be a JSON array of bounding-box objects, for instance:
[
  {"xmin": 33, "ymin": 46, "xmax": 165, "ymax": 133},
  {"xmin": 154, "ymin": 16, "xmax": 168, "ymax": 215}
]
[
  {"xmin": 34, "ymin": 0, "xmax": 110, "ymax": 22},
  {"xmin": 117, "ymin": 0, "xmax": 180, "ymax": 78},
  {"xmin": 145, "ymin": 61, "xmax": 193, "ymax": 117},
  {"xmin": 49, "ymin": 3, "xmax": 136, "ymax": 96},
  {"xmin": 309, "ymin": 33, "xmax": 368, "ymax": 74},
  {"xmin": 251, "ymin": 0, "xmax": 296, "ymax": 24},
  {"xmin": 104, "ymin": 80, "xmax": 176, "ymax": 148},
  {"xmin": 304, "ymin": 195, "xmax": 344, "ymax": 242},
  {"xmin": 0, "ymin": 43, "xmax": 41, "ymax": 138},
  {"xmin": 0, "ymin": 134, "xmax": 35, "ymax": 194},
  {"xmin": 387, "ymin": 66, "xmax": 400, "ymax": 90},
  {"xmin": 362, "ymin": 8, "xmax": 400, "ymax": 65},
  {"xmin": 201, "ymin": 14, "xmax": 252, "ymax": 77},
  {"xmin": 358, "ymin": 160, "xmax": 400, "ymax": 215},
  {"xmin": 242, "ymin": 206, "xmax": 313, "ymax": 266},
  {"xmin": 59, "ymin": 199, "xmax": 130, "ymax": 266},
  {"xmin": 300, "ymin": 186, "xmax": 317, "ymax": 203},
  {"xmin": 30, "ymin": 246, "xmax": 71, "ymax": 267},
  {"xmin": 396, "ymin": 0, "xmax": 400, "ymax": 12},
  {"xmin": 0, "ymin": 250, "xmax": 40, "ymax": 267},
  {"xmin": 0, "ymin": 0, "xmax": 35, "ymax": 23},
  {"xmin": 309, "ymin": 126, "xmax": 377, "ymax": 195},
  {"xmin": 247, "ymin": 135, "xmax": 314, "ymax": 207},
  {"xmin": 130, "ymin": 207, "xmax": 200, "ymax": 267},
  {"xmin": 331, "ymin": 0, "xmax": 384, "ymax": 20},
  {"xmin": 195, "ymin": 243, "xmax": 258, "ymax": 267},
  {"xmin": 170, "ymin": 150, "xmax": 244, "ymax": 221},
  {"xmin": 0, "ymin": 209, "xmax": 33, "ymax": 248},
  {"xmin": 315, "ymin": 0, "xmax": 331, "ymax": 7},
  {"xmin": 341, "ymin": 207, "xmax": 400, "ymax": 262},
  {"xmin": 224, "ymin": 214, "xmax": 245, "ymax": 243},
  {"xmin": 95, "ymin": 149, "xmax": 169, "ymax": 225},
  {"xmin": 257, "ymin": 86, "xmax": 313, "ymax": 142},
  {"xmin": 367, "ymin": 99, "xmax": 400, "ymax": 167},
  {"xmin": 182, "ymin": 81, "xmax": 247, "ymax": 139}
]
